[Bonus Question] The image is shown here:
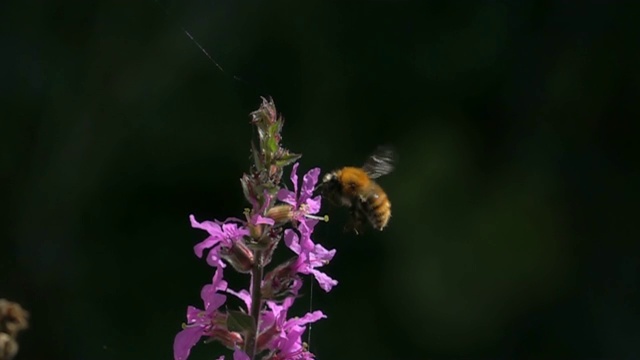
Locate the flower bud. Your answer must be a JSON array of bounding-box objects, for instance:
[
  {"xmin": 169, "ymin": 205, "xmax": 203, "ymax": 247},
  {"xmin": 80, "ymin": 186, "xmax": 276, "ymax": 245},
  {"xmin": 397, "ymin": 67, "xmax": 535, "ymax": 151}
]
[
  {"xmin": 250, "ymin": 97, "xmax": 278, "ymax": 125},
  {"xmin": 248, "ymin": 223, "xmax": 264, "ymax": 239},
  {"xmin": 266, "ymin": 205, "xmax": 293, "ymax": 225},
  {"xmin": 206, "ymin": 328, "xmax": 244, "ymax": 350},
  {"xmin": 261, "ymin": 257, "xmax": 300, "ymax": 301},
  {"xmin": 220, "ymin": 241, "xmax": 254, "ymax": 273}
]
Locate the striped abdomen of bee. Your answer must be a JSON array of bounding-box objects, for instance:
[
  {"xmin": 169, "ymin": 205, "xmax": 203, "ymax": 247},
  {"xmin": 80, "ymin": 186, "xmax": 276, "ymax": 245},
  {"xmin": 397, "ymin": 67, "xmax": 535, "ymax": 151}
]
[{"xmin": 359, "ymin": 182, "xmax": 391, "ymax": 231}]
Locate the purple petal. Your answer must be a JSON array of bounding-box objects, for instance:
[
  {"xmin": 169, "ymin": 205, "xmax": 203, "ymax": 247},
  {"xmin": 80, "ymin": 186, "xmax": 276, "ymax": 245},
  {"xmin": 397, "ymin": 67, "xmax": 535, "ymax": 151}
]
[
  {"xmin": 309, "ymin": 269, "xmax": 338, "ymax": 292},
  {"xmin": 289, "ymin": 162, "xmax": 300, "ymax": 197},
  {"xmin": 206, "ymin": 246, "xmax": 225, "ymax": 268},
  {"xmin": 247, "ymin": 191, "xmax": 260, "ymax": 212},
  {"xmin": 305, "ymin": 195, "xmax": 322, "ymax": 214},
  {"xmin": 298, "ymin": 219, "xmax": 319, "ymax": 238},
  {"xmin": 173, "ymin": 325, "xmax": 204, "ymax": 360},
  {"xmin": 264, "ymin": 297, "xmax": 293, "ymax": 330},
  {"xmin": 233, "ymin": 350, "xmax": 250, "ymax": 360},
  {"xmin": 260, "ymin": 310, "xmax": 277, "ymax": 332},
  {"xmin": 293, "ymin": 310, "xmax": 326, "ymax": 328},
  {"xmin": 190, "ymin": 215, "xmax": 224, "ymax": 237},
  {"xmin": 194, "ymin": 236, "xmax": 222, "ymax": 258},
  {"xmin": 252, "ymin": 214, "xmax": 275, "ymax": 226},
  {"xmin": 290, "ymin": 277, "xmax": 303, "ymax": 294},
  {"xmin": 200, "ymin": 284, "xmax": 227, "ymax": 311},
  {"xmin": 291, "ymin": 254, "xmax": 309, "ymax": 274},
  {"xmin": 266, "ymin": 299, "xmax": 283, "ymax": 314},
  {"xmin": 300, "ymin": 167, "xmax": 320, "ymax": 202},
  {"xmin": 277, "ymin": 325, "xmax": 305, "ymax": 354},
  {"xmin": 221, "ymin": 223, "xmax": 250, "ymax": 242},
  {"xmin": 284, "ymin": 229, "xmax": 301, "ymax": 254},
  {"xmin": 185, "ymin": 306, "xmax": 202, "ymax": 324},
  {"xmin": 211, "ymin": 266, "xmax": 227, "ymax": 291},
  {"xmin": 310, "ymin": 244, "xmax": 336, "ymax": 263},
  {"xmin": 201, "ymin": 269, "xmax": 228, "ymax": 310},
  {"xmin": 259, "ymin": 190, "xmax": 273, "ymax": 212},
  {"xmin": 276, "ymin": 188, "xmax": 297, "ymax": 206},
  {"xmin": 300, "ymin": 235, "xmax": 315, "ymax": 253}
]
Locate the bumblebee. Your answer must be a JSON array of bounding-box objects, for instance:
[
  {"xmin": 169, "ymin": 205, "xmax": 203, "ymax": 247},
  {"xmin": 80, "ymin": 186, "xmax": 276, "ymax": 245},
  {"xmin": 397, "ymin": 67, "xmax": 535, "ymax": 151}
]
[{"xmin": 320, "ymin": 146, "xmax": 395, "ymax": 234}]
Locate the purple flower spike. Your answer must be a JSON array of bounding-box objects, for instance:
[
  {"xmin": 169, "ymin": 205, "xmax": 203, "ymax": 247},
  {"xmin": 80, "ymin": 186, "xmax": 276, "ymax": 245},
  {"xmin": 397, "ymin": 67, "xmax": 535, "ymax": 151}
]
[{"xmin": 190, "ymin": 215, "xmax": 250, "ymax": 268}]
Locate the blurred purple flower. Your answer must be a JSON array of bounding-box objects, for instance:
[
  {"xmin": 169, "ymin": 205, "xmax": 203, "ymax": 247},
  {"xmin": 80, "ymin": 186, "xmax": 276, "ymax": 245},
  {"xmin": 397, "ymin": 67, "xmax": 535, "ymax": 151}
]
[
  {"xmin": 190, "ymin": 215, "xmax": 250, "ymax": 268},
  {"xmin": 284, "ymin": 229, "xmax": 338, "ymax": 292},
  {"xmin": 277, "ymin": 163, "xmax": 322, "ymax": 228},
  {"xmin": 174, "ymin": 267, "xmax": 230, "ymax": 360}
]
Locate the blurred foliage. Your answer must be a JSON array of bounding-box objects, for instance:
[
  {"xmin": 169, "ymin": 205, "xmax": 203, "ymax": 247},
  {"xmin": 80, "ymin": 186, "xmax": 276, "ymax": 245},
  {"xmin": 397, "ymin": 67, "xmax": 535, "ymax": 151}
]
[{"xmin": 1, "ymin": 0, "xmax": 638, "ymax": 359}]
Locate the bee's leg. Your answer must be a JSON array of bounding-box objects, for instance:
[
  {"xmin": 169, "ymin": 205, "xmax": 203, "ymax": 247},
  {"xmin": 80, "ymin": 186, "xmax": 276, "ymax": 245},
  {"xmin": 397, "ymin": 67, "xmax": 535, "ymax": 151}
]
[{"xmin": 344, "ymin": 205, "xmax": 365, "ymax": 235}]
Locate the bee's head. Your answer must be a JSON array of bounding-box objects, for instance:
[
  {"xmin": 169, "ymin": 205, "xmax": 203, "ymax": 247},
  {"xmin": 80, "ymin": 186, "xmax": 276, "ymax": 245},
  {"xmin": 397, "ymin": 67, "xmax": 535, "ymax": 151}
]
[
  {"xmin": 317, "ymin": 171, "xmax": 342, "ymax": 205},
  {"xmin": 322, "ymin": 172, "xmax": 337, "ymax": 184}
]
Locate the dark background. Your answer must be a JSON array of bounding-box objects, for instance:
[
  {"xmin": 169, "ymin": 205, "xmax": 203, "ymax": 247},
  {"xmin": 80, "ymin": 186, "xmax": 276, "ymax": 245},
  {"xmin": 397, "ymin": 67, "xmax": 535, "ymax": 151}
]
[{"xmin": 1, "ymin": 1, "xmax": 638, "ymax": 359}]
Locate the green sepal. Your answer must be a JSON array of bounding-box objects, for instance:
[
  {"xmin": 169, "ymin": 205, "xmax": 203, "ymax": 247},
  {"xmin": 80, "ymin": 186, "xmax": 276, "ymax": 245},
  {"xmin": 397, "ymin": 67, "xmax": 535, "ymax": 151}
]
[
  {"xmin": 275, "ymin": 152, "xmax": 302, "ymax": 167},
  {"xmin": 240, "ymin": 174, "xmax": 254, "ymax": 205}
]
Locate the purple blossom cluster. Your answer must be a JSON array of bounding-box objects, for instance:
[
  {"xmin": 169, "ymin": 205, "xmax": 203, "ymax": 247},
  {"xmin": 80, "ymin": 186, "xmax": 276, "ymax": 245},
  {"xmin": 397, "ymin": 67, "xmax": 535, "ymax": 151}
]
[{"xmin": 174, "ymin": 99, "xmax": 337, "ymax": 360}]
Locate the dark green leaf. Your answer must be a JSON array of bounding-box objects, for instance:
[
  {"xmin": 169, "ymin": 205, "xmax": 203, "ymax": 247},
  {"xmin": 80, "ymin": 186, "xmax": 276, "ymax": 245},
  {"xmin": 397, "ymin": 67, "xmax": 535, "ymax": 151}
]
[{"xmin": 227, "ymin": 310, "xmax": 256, "ymax": 333}]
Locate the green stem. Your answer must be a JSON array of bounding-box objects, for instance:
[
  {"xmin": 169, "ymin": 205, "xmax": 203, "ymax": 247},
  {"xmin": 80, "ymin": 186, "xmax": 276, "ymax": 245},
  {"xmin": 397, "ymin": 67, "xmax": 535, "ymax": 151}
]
[{"xmin": 245, "ymin": 250, "xmax": 263, "ymax": 359}]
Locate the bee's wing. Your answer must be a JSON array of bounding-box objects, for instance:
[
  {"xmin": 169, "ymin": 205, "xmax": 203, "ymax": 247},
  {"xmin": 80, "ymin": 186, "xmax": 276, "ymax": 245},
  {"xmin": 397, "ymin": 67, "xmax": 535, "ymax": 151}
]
[{"xmin": 362, "ymin": 145, "xmax": 396, "ymax": 179}]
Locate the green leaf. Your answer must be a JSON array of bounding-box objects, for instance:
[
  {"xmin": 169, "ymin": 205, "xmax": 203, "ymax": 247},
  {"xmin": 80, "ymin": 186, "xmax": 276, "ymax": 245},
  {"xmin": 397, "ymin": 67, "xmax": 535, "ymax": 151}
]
[
  {"xmin": 227, "ymin": 310, "xmax": 256, "ymax": 333},
  {"xmin": 266, "ymin": 137, "xmax": 278, "ymax": 154},
  {"xmin": 275, "ymin": 152, "xmax": 302, "ymax": 167},
  {"xmin": 268, "ymin": 123, "xmax": 278, "ymax": 136}
]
